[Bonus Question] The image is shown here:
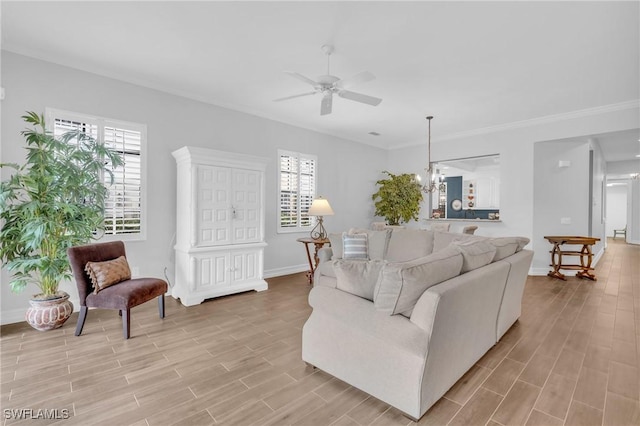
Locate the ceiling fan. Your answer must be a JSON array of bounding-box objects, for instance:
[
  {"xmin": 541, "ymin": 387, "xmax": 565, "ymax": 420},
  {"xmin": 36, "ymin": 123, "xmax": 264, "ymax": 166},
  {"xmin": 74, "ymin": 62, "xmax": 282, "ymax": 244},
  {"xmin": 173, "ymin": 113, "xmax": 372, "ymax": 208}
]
[{"xmin": 274, "ymin": 45, "xmax": 382, "ymax": 116}]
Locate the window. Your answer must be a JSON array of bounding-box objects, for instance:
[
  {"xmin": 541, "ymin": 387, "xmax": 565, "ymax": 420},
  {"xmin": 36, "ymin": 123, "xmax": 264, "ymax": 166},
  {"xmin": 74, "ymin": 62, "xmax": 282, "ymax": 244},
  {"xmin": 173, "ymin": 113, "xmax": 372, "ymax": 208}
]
[
  {"xmin": 278, "ymin": 150, "xmax": 317, "ymax": 233},
  {"xmin": 46, "ymin": 108, "xmax": 146, "ymax": 240}
]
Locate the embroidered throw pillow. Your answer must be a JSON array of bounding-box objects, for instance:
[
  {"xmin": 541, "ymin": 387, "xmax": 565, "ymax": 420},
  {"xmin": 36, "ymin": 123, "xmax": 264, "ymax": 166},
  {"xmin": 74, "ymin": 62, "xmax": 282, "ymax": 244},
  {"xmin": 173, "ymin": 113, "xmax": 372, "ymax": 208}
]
[
  {"xmin": 85, "ymin": 256, "xmax": 132, "ymax": 293},
  {"xmin": 342, "ymin": 232, "xmax": 369, "ymax": 260}
]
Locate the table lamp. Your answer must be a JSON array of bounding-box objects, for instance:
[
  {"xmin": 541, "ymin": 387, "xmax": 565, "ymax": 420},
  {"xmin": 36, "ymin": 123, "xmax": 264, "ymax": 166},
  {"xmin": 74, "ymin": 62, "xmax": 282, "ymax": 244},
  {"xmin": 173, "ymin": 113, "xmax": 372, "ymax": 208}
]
[{"xmin": 308, "ymin": 196, "xmax": 334, "ymax": 240}]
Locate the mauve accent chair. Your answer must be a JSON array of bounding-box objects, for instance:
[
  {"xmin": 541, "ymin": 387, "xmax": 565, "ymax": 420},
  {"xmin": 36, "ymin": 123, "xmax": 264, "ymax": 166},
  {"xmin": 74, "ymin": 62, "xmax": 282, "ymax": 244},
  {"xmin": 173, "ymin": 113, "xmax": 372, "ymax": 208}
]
[{"xmin": 67, "ymin": 241, "xmax": 168, "ymax": 339}]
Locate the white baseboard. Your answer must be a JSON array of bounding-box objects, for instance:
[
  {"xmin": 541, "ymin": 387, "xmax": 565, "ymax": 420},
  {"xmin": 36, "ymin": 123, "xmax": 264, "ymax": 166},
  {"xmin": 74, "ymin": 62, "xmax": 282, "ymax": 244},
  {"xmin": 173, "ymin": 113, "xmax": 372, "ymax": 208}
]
[
  {"xmin": 264, "ymin": 264, "xmax": 308, "ymax": 279},
  {"xmin": 1, "ymin": 296, "xmax": 81, "ymax": 325},
  {"xmin": 1, "ymin": 308, "xmax": 27, "ymax": 325},
  {"xmin": 530, "ymin": 267, "xmax": 552, "ymax": 276}
]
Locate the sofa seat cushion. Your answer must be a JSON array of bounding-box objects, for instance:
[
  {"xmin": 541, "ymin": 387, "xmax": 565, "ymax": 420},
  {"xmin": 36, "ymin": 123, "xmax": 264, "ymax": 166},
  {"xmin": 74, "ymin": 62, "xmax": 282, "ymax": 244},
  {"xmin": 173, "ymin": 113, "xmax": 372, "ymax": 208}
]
[
  {"xmin": 385, "ymin": 229, "xmax": 434, "ymax": 262},
  {"xmin": 374, "ymin": 246, "xmax": 463, "ymax": 317},
  {"xmin": 308, "ymin": 285, "xmax": 429, "ymax": 357},
  {"xmin": 334, "ymin": 259, "xmax": 385, "ymax": 301},
  {"xmin": 85, "ymin": 277, "xmax": 167, "ymax": 310},
  {"xmin": 452, "ymin": 240, "xmax": 497, "ymax": 272}
]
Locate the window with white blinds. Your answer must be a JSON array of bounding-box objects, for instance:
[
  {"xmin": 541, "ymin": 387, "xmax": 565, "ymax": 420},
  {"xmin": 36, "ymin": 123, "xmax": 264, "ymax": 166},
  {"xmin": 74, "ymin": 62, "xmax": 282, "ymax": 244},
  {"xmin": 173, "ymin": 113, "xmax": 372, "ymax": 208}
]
[
  {"xmin": 46, "ymin": 108, "xmax": 146, "ymax": 240},
  {"xmin": 278, "ymin": 150, "xmax": 317, "ymax": 233}
]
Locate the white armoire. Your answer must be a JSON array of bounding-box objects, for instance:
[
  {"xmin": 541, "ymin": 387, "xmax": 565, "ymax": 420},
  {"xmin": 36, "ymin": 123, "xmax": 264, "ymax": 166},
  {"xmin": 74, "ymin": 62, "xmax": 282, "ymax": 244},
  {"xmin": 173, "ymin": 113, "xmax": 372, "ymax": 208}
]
[{"xmin": 172, "ymin": 146, "xmax": 268, "ymax": 306}]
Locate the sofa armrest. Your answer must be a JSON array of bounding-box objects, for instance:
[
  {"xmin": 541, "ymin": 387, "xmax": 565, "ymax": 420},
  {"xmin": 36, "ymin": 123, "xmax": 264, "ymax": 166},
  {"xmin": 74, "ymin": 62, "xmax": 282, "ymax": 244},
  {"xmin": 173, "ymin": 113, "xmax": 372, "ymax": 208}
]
[
  {"xmin": 317, "ymin": 247, "xmax": 333, "ymax": 263},
  {"xmin": 409, "ymin": 260, "xmax": 511, "ymax": 412},
  {"xmin": 410, "ymin": 260, "xmax": 510, "ymax": 332}
]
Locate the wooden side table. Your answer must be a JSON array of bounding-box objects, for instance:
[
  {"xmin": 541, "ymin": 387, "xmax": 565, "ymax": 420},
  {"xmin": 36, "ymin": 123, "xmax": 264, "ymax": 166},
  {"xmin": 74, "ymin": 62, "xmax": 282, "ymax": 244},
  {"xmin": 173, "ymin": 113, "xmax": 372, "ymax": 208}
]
[
  {"xmin": 544, "ymin": 236, "xmax": 600, "ymax": 281},
  {"xmin": 297, "ymin": 237, "xmax": 330, "ymax": 284}
]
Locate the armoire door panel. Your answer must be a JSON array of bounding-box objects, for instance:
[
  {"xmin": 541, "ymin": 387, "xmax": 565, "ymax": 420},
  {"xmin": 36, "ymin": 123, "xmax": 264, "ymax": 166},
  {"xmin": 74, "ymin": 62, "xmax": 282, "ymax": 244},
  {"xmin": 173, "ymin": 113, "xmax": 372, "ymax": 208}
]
[
  {"xmin": 232, "ymin": 169, "xmax": 261, "ymax": 243},
  {"xmin": 197, "ymin": 165, "xmax": 232, "ymax": 246},
  {"xmin": 195, "ymin": 253, "xmax": 229, "ymax": 289}
]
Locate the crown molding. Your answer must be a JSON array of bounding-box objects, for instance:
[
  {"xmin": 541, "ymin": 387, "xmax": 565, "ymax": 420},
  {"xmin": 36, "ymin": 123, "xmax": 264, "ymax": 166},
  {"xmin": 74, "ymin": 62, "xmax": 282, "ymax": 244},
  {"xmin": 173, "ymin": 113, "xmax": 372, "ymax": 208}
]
[{"xmin": 390, "ymin": 100, "xmax": 640, "ymax": 150}]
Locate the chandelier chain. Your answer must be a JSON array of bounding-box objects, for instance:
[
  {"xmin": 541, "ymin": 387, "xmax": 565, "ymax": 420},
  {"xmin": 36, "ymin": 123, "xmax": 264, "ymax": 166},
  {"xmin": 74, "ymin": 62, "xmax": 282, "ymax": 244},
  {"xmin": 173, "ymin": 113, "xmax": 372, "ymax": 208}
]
[{"xmin": 422, "ymin": 115, "xmax": 437, "ymax": 193}]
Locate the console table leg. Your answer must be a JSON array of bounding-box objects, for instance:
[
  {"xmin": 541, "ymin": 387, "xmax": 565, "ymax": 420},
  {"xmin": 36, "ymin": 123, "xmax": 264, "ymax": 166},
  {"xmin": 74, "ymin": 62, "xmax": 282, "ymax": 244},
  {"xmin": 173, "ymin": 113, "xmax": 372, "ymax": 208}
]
[
  {"xmin": 576, "ymin": 244, "xmax": 597, "ymax": 281},
  {"xmin": 548, "ymin": 242, "xmax": 567, "ymax": 280}
]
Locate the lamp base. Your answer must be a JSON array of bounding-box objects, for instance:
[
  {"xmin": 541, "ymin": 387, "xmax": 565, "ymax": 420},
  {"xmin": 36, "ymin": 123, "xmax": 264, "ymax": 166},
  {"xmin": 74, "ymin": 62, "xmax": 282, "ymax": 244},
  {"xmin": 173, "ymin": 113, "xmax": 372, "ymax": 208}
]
[{"xmin": 310, "ymin": 217, "xmax": 327, "ymax": 240}]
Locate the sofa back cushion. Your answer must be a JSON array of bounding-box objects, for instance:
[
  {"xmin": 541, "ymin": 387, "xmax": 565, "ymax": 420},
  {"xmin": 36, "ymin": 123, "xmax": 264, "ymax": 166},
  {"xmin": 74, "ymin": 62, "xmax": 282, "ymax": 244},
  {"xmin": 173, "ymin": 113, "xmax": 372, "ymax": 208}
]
[
  {"xmin": 334, "ymin": 259, "xmax": 385, "ymax": 301},
  {"xmin": 452, "ymin": 240, "xmax": 497, "ymax": 273},
  {"xmin": 365, "ymin": 229, "xmax": 392, "ymax": 260},
  {"xmin": 487, "ymin": 237, "xmax": 519, "ymax": 261},
  {"xmin": 385, "ymin": 229, "xmax": 434, "ymax": 262},
  {"xmin": 328, "ymin": 232, "xmax": 344, "ymax": 259},
  {"xmin": 373, "ymin": 246, "xmax": 463, "ymax": 317},
  {"xmin": 432, "ymin": 231, "xmax": 487, "ymax": 252}
]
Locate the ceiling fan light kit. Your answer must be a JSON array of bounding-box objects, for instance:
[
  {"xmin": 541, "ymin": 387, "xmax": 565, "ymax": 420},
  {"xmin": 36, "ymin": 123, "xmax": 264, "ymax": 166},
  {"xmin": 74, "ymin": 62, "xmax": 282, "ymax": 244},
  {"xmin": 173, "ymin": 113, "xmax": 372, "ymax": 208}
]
[{"xmin": 274, "ymin": 45, "xmax": 382, "ymax": 116}]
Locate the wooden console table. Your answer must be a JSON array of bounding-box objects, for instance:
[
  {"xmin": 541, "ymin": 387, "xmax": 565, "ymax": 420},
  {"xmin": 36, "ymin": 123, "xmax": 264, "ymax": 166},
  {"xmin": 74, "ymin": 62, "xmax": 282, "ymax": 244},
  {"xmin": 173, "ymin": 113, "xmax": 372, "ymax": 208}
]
[
  {"xmin": 544, "ymin": 236, "xmax": 600, "ymax": 281},
  {"xmin": 297, "ymin": 237, "xmax": 330, "ymax": 284}
]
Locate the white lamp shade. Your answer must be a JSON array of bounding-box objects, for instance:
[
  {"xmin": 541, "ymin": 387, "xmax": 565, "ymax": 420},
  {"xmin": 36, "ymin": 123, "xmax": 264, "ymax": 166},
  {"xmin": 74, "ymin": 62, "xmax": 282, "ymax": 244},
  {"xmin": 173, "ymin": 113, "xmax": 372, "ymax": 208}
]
[{"xmin": 308, "ymin": 197, "xmax": 334, "ymax": 216}]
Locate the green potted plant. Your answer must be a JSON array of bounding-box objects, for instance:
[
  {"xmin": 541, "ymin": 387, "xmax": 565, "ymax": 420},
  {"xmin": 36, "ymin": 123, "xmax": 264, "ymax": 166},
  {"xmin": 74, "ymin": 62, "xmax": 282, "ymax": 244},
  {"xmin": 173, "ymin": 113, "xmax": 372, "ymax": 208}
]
[
  {"xmin": 371, "ymin": 171, "xmax": 423, "ymax": 226},
  {"xmin": 0, "ymin": 112, "xmax": 122, "ymax": 331}
]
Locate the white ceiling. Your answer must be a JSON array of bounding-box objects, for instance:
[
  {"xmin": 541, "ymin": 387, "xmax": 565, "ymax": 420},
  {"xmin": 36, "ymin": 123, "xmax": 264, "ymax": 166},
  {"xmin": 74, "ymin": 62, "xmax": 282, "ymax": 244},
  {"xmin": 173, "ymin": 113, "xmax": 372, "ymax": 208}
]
[{"xmin": 1, "ymin": 1, "xmax": 639, "ymax": 158}]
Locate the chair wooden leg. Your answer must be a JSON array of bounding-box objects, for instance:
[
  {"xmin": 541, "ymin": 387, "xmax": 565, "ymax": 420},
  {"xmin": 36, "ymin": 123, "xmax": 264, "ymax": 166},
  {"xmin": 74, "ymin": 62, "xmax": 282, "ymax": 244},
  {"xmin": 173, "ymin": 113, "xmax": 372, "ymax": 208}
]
[
  {"xmin": 158, "ymin": 295, "xmax": 165, "ymax": 319},
  {"xmin": 122, "ymin": 309, "xmax": 130, "ymax": 339},
  {"xmin": 75, "ymin": 306, "xmax": 88, "ymax": 336}
]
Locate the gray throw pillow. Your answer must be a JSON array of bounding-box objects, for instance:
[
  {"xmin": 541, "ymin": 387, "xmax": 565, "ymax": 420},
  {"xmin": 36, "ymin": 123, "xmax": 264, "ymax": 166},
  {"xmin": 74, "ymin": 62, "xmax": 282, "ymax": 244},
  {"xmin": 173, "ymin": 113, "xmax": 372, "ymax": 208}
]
[
  {"xmin": 343, "ymin": 232, "xmax": 368, "ymax": 259},
  {"xmin": 334, "ymin": 259, "xmax": 385, "ymax": 301},
  {"xmin": 373, "ymin": 246, "xmax": 463, "ymax": 317}
]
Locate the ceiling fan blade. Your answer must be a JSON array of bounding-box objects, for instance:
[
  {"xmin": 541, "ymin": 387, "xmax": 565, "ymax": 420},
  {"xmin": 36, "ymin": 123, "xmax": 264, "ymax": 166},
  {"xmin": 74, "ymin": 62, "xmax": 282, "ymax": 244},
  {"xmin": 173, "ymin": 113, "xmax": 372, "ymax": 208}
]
[
  {"xmin": 335, "ymin": 71, "xmax": 376, "ymax": 90},
  {"xmin": 338, "ymin": 90, "xmax": 382, "ymax": 106},
  {"xmin": 320, "ymin": 93, "xmax": 333, "ymax": 116},
  {"xmin": 284, "ymin": 71, "xmax": 319, "ymax": 87},
  {"xmin": 273, "ymin": 92, "xmax": 317, "ymax": 102}
]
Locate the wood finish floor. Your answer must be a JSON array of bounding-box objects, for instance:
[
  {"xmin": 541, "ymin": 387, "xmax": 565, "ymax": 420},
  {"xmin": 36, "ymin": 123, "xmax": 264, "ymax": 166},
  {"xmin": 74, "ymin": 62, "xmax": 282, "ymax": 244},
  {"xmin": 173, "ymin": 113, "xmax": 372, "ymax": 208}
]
[{"xmin": 1, "ymin": 238, "xmax": 639, "ymax": 425}]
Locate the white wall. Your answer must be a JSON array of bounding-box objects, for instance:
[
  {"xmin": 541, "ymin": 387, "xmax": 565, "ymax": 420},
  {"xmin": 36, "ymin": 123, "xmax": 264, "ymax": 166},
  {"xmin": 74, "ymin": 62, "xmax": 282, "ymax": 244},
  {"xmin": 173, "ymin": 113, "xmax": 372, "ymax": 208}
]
[
  {"xmin": 606, "ymin": 184, "xmax": 628, "ymax": 237},
  {"xmin": 628, "ymin": 180, "xmax": 640, "ymax": 244},
  {"xmin": 0, "ymin": 52, "xmax": 387, "ymax": 323},
  {"xmin": 532, "ymin": 140, "xmax": 591, "ymax": 273},
  {"xmin": 590, "ymin": 140, "xmax": 607, "ymax": 249}
]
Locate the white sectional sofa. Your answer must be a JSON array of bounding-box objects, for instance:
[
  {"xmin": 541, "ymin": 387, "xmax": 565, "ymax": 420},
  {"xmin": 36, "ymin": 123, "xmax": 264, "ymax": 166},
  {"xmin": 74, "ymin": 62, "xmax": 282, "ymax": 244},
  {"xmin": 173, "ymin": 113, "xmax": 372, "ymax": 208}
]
[{"xmin": 302, "ymin": 228, "xmax": 533, "ymax": 420}]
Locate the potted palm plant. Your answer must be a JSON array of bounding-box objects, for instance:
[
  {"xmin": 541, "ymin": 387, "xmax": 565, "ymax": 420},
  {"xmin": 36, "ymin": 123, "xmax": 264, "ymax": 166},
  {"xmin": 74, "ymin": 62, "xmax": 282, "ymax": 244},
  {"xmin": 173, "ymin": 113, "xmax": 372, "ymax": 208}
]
[
  {"xmin": 0, "ymin": 112, "xmax": 122, "ymax": 331},
  {"xmin": 371, "ymin": 171, "xmax": 423, "ymax": 226}
]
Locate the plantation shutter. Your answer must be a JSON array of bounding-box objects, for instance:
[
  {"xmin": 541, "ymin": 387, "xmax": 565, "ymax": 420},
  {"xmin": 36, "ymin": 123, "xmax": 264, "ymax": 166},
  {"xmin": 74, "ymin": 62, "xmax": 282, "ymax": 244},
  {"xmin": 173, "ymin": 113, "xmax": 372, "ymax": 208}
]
[
  {"xmin": 103, "ymin": 126, "xmax": 142, "ymax": 235},
  {"xmin": 49, "ymin": 109, "xmax": 145, "ymax": 239},
  {"xmin": 278, "ymin": 150, "xmax": 317, "ymax": 232},
  {"xmin": 299, "ymin": 156, "xmax": 316, "ymax": 227}
]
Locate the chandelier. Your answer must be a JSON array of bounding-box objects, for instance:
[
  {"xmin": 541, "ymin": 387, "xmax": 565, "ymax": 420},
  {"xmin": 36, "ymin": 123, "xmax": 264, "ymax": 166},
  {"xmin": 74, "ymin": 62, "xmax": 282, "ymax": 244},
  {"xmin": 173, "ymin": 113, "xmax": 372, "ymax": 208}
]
[{"xmin": 422, "ymin": 115, "xmax": 438, "ymax": 193}]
